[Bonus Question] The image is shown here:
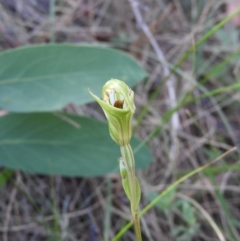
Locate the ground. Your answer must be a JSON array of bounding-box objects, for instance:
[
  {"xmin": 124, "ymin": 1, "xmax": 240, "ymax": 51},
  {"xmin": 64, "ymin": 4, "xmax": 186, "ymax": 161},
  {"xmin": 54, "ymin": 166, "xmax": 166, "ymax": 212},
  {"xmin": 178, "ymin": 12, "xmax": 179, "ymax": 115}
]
[{"xmin": 0, "ymin": 0, "xmax": 240, "ymax": 241}]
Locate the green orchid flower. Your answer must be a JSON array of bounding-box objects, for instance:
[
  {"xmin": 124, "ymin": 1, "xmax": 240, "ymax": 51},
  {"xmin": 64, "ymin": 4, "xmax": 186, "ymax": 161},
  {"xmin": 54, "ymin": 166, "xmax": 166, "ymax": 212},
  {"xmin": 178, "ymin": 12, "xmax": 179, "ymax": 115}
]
[
  {"xmin": 89, "ymin": 79, "xmax": 135, "ymax": 146},
  {"xmin": 89, "ymin": 79, "xmax": 142, "ymax": 240}
]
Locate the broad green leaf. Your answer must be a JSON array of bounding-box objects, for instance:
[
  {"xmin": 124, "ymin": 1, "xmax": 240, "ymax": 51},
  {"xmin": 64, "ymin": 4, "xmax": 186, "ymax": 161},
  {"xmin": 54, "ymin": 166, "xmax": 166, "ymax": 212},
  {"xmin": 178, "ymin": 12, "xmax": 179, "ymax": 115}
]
[
  {"xmin": 0, "ymin": 113, "xmax": 152, "ymax": 177},
  {"xmin": 0, "ymin": 44, "xmax": 147, "ymax": 112}
]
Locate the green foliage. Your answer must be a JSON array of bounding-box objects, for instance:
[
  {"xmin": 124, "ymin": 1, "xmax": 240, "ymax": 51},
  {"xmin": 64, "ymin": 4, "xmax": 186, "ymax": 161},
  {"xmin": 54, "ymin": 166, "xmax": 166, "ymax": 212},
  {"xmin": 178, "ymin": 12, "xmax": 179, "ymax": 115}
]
[
  {"xmin": 0, "ymin": 113, "xmax": 151, "ymax": 176},
  {"xmin": 0, "ymin": 169, "xmax": 13, "ymax": 186},
  {"xmin": 0, "ymin": 44, "xmax": 147, "ymax": 112},
  {"xmin": 146, "ymin": 188, "xmax": 176, "ymax": 213},
  {"xmin": 147, "ymin": 189, "xmax": 199, "ymax": 241},
  {"xmin": 120, "ymin": 158, "xmax": 131, "ymax": 201},
  {"xmin": 0, "ymin": 44, "xmax": 151, "ymax": 177},
  {"xmin": 120, "ymin": 158, "xmax": 141, "ymax": 205},
  {"xmin": 135, "ymin": 177, "xmax": 141, "ymax": 206},
  {"xmin": 173, "ymin": 200, "xmax": 196, "ymax": 226}
]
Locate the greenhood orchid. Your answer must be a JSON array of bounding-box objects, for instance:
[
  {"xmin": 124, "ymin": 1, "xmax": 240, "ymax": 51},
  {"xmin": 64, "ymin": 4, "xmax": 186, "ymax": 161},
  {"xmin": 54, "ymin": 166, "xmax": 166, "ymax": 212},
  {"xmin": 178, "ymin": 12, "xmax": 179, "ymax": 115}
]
[
  {"xmin": 89, "ymin": 79, "xmax": 135, "ymax": 146},
  {"xmin": 89, "ymin": 79, "xmax": 142, "ymax": 240}
]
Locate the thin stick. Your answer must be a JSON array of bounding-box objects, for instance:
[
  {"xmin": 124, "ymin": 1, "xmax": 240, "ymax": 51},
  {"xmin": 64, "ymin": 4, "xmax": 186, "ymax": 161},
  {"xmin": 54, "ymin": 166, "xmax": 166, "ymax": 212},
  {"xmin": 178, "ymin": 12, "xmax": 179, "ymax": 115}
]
[{"xmin": 128, "ymin": 0, "xmax": 180, "ymax": 131}]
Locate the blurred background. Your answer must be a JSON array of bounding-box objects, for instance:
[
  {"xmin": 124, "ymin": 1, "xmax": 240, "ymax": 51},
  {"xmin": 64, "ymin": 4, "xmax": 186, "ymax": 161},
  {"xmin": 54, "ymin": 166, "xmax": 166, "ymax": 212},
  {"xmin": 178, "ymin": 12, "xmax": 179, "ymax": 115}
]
[{"xmin": 0, "ymin": 0, "xmax": 240, "ymax": 240}]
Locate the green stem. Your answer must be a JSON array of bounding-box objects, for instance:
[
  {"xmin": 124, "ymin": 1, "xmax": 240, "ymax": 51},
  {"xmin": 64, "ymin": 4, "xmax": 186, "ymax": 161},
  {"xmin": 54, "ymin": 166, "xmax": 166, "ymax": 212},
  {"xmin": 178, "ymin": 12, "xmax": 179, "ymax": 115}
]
[
  {"xmin": 120, "ymin": 144, "xmax": 142, "ymax": 241},
  {"xmin": 133, "ymin": 211, "xmax": 142, "ymax": 241}
]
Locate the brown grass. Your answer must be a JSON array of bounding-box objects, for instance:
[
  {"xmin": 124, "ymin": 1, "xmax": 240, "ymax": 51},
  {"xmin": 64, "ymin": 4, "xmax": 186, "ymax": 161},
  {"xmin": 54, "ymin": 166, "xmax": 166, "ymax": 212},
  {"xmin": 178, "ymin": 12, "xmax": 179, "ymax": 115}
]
[{"xmin": 1, "ymin": 0, "xmax": 240, "ymax": 240}]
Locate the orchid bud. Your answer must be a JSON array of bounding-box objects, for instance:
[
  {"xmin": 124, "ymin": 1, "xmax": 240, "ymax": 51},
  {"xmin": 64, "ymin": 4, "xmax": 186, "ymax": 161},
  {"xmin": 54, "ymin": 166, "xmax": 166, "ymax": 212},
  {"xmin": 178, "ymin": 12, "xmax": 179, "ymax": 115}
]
[{"xmin": 89, "ymin": 79, "xmax": 135, "ymax": 146}]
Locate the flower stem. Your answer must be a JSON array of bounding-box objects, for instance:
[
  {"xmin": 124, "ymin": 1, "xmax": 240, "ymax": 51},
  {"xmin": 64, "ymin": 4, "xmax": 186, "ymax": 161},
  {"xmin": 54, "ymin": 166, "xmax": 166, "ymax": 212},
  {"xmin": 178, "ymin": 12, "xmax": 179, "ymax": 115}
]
[
  {"xmin": 120, "ymin": 144, "xmax": 142, "ymax": 241},
  {"xmin": 133, "ymin": 211, "xmax": 142, "ymax": 241}
]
